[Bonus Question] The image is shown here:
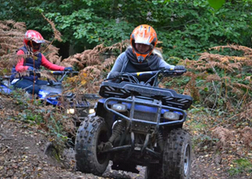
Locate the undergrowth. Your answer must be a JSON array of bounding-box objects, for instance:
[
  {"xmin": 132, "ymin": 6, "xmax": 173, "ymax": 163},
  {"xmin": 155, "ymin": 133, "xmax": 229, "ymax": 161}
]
[
  {"xmin": 11, "ymin": 90, "xmax": 71, "ymax": 148},
  {"xmin": 229, "ymin": 158, "xmax": 252, "ymax": 176}
]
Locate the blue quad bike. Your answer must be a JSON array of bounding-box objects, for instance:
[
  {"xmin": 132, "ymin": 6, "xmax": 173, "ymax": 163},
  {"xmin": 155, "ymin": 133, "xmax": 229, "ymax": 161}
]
[
  {"xmin": 0, "ymin": 70, "xmax": 99, "ymax": 146},
  {"xmin": 75, "ymin": 68, "xmax": 193, "ymax": 179}
]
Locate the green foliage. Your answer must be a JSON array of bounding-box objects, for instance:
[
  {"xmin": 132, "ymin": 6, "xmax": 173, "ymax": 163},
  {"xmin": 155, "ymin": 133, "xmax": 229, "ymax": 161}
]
[
  {"xmin": 208, "ymin": 0, "xmax": 225, "ymax": 10},
  {"xmin": 158, "ymin": 1, "xmax": 252, "ymax": 60},
  {"xmin": 229, "ymin": 158, "xmax": 252, "ymax": 176},
  {"xmin": 19, "ymin": 109, "xmax": 43, "ymax": 123},
  {"xmin": 188, "ymin": 106, "xmax": 207, "ymax": 114},
  {"xmin": 1, "ymin": 0, "xmax": 251, "ymax": 59},
  {"xmin": 164, "ymin": 76, "xmax": 190, "ymax": 94}
]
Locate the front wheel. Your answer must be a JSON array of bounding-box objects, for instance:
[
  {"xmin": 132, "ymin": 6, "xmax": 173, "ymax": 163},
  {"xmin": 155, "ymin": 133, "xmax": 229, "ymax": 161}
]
[
  {"xmin": 162, "ymin": 128, "xmax": 192, "ymax": 179},
  {"xmin": 75, "ymin": 116, "xmax": 110, "ymax": 176}
]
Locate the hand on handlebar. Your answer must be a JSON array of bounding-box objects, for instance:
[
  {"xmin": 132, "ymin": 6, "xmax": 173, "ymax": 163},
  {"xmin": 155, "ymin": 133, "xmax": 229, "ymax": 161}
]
[
  {"xmin": 109, "ymin": 71, "xmax": 122, "ymax": 79},
  {"xmin": 27, "ymin": 67, "xmax": 40, "ymax": 77},
  {"xmin": 28, "ymin": 67, "xmax": 36, "ymax": 71},
  {"xmin": 174, "ymin": 65, "xmax": 187, "ymax": 75},
  {"xmin": 163, "ymin": 65, "xmax": 186, "ymax": 76}
]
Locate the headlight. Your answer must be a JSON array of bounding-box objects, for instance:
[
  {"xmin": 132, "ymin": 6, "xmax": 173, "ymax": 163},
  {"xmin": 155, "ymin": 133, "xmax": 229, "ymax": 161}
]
[
  {"xmin": 67, "ymin": 108, "xmax": 75, "ymax": 114},
  {"xmin": 111, "ymin": 104, "xmax": 127, "ymax": 112},
  {"xmin": 89, "ymin": 108, "xmax": 95, "ymax": 114},
  {"xmin": 163, "ymin": 112, "xmax": 180, "ymax": 120}
]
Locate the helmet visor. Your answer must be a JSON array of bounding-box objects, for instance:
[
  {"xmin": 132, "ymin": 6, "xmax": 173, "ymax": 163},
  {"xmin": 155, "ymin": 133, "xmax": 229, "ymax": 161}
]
[
  {"xmin": 135, "ymin": 36, "xmax": 152, "ymax": 46},
  {"xmin": 32, "ymin": 39, "xmax": 45, "ymax": 44}
]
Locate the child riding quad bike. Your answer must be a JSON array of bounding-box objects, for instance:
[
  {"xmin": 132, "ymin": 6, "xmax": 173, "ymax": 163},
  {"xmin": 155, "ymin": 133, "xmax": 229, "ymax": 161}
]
[
  {"xmin": 0, "ymin": 70, "xmax": 98, "ymax": 146},
  {"xmin": 75, "ymin": 67, "xmax": 193, "ymax": 179},
  {"xmin": 1, "ymin": 70, "xmax": 95, "ymax": 113}
]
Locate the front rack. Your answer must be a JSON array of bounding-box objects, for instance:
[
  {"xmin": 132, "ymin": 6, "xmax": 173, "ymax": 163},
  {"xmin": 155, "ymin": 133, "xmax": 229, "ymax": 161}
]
[{"xmin": 99, "ymin": 81, "xmax": 193, "ymax": 110}]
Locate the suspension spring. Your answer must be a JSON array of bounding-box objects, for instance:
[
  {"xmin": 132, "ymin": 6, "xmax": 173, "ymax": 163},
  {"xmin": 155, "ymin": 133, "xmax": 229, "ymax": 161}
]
[
  {"xmin": 157, "ymin": 132, "xmax": 164, "ymax": 151},
  {"xmin": 109, "ymin": 120, "xmax": 124, "ymax": 143}
]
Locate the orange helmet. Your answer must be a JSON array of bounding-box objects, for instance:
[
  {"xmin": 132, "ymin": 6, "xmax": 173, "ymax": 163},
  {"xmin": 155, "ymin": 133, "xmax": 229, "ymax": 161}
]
[
  {"xmin": 130, "ymin": 24, "xmax": 158, "ymax": 62},
  {"xmin": 23, "ymin": 30, "xmax": 45, "ymax": 52}
]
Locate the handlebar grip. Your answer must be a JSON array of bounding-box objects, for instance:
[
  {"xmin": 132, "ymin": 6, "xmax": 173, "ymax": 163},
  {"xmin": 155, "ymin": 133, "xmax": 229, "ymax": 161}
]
[
  {"xmin": 163, "ymin": 68, "xmax": 186, "ymax": 76},
  {"xmin": 50, "ymin": 71, "xmax": 79, "ymax": 75},
  {"xmin": 50, "ymin": 71, "xmax": 65, "ymax": 75}
]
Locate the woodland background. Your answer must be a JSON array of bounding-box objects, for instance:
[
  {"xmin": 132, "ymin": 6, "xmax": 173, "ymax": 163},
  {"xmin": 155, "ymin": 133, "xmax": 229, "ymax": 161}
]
[{"xmin": 0, "ymin": 0, "xmax": 252, "ymax": 178}]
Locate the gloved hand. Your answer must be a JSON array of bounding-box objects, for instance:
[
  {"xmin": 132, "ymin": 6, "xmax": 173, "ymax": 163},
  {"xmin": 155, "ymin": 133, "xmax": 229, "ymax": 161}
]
[
  {"xmin": 109, "ymin": 71, "xmax": 121, "ymax": 79},
  {"xmin": 174, "ymin": 65, "xmax": 186, "ymax": 74},
  {"xmin": 64, "ymin": 67, "xmax": 73, "ymax": 71},
  {"xmin": 27, "ymin": 66, "xmax": 39, "ymax": 77},
  {"xmin": 174, "ymin": 65, "xmax": 186, "ymax": 70},
  {"xmin": 27, "ymin": 66, "xmax": 36, "ymax": 71}
]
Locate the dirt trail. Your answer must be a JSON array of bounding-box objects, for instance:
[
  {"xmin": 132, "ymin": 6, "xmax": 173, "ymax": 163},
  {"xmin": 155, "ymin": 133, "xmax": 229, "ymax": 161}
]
[
  {"xmin": 0, "ymin": 96, "xmax": 250, "ymax": 179},
  {"xmin": 2, "ymin": 119, "xmax": 250, "ymax": 179}
]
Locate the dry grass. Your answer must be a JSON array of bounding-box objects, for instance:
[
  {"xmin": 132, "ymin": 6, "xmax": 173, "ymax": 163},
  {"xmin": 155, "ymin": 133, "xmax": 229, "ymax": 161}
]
[
  {"xmin": 0, "ymin": 20, "xmax": 26, "ymax": 70},
  {"xmin": 180, "ymin": 45, "xmax": 252, "ymax": 111},
  {"xmin": 212, "ymin": 126, "xmax": 252, "ymax": 152}
]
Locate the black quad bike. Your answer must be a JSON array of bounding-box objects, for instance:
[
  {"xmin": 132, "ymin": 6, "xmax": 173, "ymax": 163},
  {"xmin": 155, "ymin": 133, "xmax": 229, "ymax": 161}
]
[{"xmin": 75, "ymin": 68, "xmax": 193, "ymax": 179}]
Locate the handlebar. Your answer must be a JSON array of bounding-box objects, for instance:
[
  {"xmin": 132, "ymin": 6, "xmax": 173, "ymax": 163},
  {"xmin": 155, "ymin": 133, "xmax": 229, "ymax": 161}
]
[
  {"xmin": 46, "ymin": 70, "xmax": 79, "ymax": 85},
  {"xmin": 118, "ymin": 68, "xmax": 186, "ymax": 78},
  {"xmin": 48, "ymin": 71, "xmax": 79, "ymax": 76},
  {"xmin": 25, "ymin": 70, "xmax": 79, "ymax": 86},
  {"xmin": 27, "ymin": 70, "xmax": 78, "ymax": 75},
  {"xmin": 162, "ymin": 67, "xmax": 187, "ymax": 76},
  {"xmin": 107, "ymin": 68, "xmax": 187, "ymax": 87}
]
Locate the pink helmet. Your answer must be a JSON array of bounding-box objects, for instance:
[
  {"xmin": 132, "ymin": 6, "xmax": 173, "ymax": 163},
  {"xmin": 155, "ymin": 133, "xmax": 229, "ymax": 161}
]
[{"xmin": 23, "ymin": 30, "xmax": 45, "ymax": 52}]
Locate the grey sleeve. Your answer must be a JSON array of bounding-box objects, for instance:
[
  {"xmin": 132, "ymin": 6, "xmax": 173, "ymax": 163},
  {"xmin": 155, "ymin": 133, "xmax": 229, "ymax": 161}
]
[
  {"xmin": 107, "ymin": 52, "xmax": 126, "ymax": 79},
  {"xmin": 158, "ymin": 58, "xmax": 175, "ymax": 69}
]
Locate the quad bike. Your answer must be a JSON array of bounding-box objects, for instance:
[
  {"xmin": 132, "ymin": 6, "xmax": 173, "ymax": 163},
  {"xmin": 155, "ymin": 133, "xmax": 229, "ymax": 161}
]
[
  {"xmin": 0, "ymin": 70, "xmax": 99, "ymax": 146},
  {"xmin": 75, "ymin": 68, "xmax": 193, "ymax": 179}
]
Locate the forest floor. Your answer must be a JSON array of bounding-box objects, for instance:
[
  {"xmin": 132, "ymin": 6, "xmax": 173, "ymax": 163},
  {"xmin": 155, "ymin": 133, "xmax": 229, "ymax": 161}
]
[{"xmin": 0, "ymin": 96, "xmax": 251, "ymax": 179}]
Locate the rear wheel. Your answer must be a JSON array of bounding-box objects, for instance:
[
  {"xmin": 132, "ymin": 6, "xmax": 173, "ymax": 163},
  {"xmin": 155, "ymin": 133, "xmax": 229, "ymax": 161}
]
[
  {"xmin": 75, "ymin": 116, "xmax": 110, "ymax": 176},
  {"xmin": 162, "ymin": 128, "xmax": 192, "ymax": 179}
]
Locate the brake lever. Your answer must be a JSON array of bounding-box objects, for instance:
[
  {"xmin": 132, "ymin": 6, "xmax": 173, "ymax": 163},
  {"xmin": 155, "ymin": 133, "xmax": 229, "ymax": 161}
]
[{"xmin": 47, "ymin": 80, "xmax": 62, "ymax": 86}]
